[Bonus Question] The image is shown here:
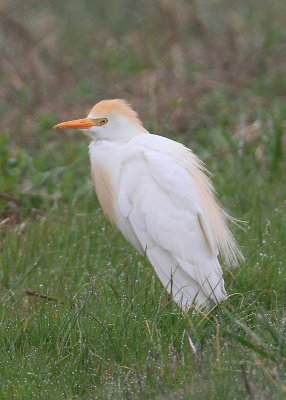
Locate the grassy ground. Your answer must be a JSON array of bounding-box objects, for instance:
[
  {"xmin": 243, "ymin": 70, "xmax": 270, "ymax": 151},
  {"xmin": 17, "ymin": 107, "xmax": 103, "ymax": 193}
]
[{"xmin": 1, "ymin": 1, "xmax": 286, "ymax": 399}]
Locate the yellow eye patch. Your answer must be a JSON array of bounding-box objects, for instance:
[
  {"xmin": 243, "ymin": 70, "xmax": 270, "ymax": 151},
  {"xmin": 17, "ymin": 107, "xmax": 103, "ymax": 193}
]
[{"xmin": 98, "ymin": 118, "xmax": 108, "ymax": 126}]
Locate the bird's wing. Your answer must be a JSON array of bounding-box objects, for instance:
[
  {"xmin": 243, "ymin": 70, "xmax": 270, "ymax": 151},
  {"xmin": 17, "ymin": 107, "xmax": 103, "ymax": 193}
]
[{"xmin": 117, "ymin": 147, "xmax": 227, "ymax": 307}]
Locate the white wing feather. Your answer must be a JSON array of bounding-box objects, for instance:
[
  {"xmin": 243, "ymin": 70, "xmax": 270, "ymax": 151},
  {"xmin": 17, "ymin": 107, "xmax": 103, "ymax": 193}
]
[{"xmin": 116, "ymin": 136, "xmax": 241, "ymax": 308}]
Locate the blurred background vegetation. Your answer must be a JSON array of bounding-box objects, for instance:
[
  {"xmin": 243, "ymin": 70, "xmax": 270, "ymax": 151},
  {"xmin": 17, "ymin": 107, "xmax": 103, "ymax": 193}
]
[
  {"xmin": 1, "ymin": 0, "xmax": 286, "ymax": 214},
  {"xmin": 1, "ymin": 0, "xmax": 286, "ymax": 131},
  {"xmin": 1, "ymin": 0, "xmax": 285, "ymax": 216},
  {"xmin": 0, "ymin": 1, "xmax": 286, "ymax": 399}
]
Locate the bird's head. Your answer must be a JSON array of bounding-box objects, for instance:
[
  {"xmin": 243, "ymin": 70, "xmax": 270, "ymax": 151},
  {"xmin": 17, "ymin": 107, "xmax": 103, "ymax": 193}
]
[{"xmin": 53, "ymin": 99, "xmax": 147, "ymax": 142}]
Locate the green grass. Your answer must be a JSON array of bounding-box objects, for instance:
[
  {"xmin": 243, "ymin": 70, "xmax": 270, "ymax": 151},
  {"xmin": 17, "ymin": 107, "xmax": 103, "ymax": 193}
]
[{"xmin": 1, "ymin": 0, "xmax": 286, "ymax": 398}]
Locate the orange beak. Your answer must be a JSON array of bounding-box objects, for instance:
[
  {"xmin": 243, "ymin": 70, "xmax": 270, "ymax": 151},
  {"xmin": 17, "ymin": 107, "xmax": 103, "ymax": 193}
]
[{"xmin": 53, "ymin": 118, "xmax": 95, "ymax": 130}]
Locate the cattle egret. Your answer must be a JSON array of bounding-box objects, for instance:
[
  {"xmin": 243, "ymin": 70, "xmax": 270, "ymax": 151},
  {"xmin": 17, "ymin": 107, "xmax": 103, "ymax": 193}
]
[{"xmin": 54, "ymin": 99, "xmax": 243, "ymax": 309}]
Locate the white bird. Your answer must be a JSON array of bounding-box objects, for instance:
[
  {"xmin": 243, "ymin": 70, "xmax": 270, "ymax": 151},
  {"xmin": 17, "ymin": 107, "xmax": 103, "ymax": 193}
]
[{"xmin": 54, "ymin": 99, "xmax": 243, "ymax": 309}]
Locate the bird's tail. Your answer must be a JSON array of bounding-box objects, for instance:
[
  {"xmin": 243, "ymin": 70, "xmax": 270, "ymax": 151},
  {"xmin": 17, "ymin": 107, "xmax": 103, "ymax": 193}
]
[{"xmin": 147, "ymin": 247, "xmax": 227, "ymax": 309}]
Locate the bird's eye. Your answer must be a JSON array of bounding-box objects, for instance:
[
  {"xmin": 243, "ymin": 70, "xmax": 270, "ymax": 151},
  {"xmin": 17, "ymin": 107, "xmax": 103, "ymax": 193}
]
[{"xmin": 100, "ymin": 118, "xmax": 108, "ymax": 125}]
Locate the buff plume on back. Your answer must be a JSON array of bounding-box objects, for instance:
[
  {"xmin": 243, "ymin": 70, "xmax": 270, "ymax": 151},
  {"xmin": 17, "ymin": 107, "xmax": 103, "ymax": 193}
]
[{"xmin": 182, "ymin": 150, "xmax": 243, "ymax": 267}]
